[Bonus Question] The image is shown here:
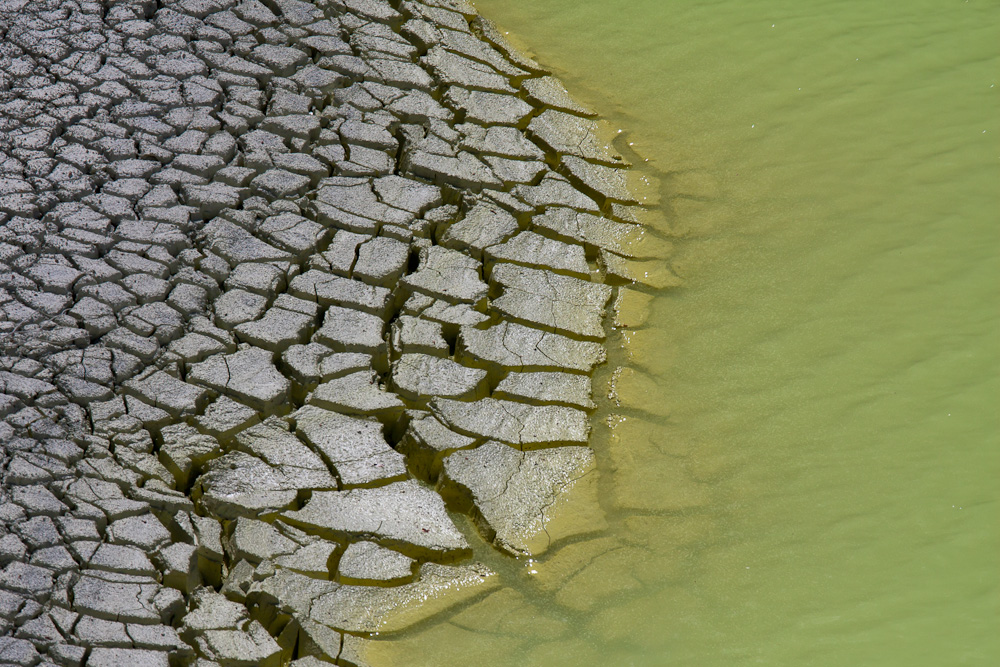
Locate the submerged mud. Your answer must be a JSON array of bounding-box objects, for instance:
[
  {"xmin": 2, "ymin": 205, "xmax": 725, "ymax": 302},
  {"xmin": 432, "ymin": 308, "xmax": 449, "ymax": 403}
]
[{"xmin": 0, "ymin": 0, "xmax": 671, "ymax": 664}]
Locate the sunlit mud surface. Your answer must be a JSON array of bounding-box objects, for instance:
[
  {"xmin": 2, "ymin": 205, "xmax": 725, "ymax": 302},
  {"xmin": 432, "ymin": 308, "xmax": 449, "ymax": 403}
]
[{"xmin": 0, "ymin": 1, "xmax": 675, "ymax": 664}]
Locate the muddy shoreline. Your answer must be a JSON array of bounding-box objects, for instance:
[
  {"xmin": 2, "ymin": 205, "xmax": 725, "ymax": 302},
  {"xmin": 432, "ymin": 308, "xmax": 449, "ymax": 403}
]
[{"xmin": 0, "ymin": 1, "xmax": 669, "ymax": 664}]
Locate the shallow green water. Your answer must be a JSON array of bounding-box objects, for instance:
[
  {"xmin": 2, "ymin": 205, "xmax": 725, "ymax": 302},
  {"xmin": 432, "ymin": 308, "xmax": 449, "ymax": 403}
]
[{"xmin": 368, "ymin": 1, "xmax": 999, "ymax": 665}]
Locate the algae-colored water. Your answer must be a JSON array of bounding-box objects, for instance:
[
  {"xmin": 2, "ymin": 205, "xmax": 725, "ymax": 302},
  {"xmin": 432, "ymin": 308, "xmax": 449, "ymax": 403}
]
[{"xmin": 368, "ymin": 1, "xmax": 999, "ymax": 664}]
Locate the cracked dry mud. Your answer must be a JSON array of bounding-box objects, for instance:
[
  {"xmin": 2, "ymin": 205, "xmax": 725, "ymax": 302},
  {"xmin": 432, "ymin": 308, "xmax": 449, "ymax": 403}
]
[{"xmin": 0, "ymin": 0, "xmax": 673, "ymax": 665}]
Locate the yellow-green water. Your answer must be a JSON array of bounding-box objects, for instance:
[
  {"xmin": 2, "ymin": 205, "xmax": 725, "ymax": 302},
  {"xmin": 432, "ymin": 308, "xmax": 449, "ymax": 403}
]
[{"xmin": 368, "ymin": 1, "xmax": 999, "ymax": 665}]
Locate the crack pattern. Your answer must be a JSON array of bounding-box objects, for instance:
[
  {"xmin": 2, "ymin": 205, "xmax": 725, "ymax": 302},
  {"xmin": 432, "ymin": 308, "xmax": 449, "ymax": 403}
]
[{"xmin": 0, "ymin": 0, "xmax": 669, "ymax": 665}]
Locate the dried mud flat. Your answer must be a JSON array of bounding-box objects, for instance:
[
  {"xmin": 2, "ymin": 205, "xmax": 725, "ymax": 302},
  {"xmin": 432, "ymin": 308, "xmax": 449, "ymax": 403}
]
[{"xmin": 0, "ymin": 1, "xmax": 672, "ymax": 665}]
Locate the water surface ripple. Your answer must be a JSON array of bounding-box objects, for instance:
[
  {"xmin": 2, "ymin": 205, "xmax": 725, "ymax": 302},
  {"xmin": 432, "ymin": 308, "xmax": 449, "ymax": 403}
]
[{"xmin": 367, "ymin": 1, "xmax": 999, "ymax": 664}]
